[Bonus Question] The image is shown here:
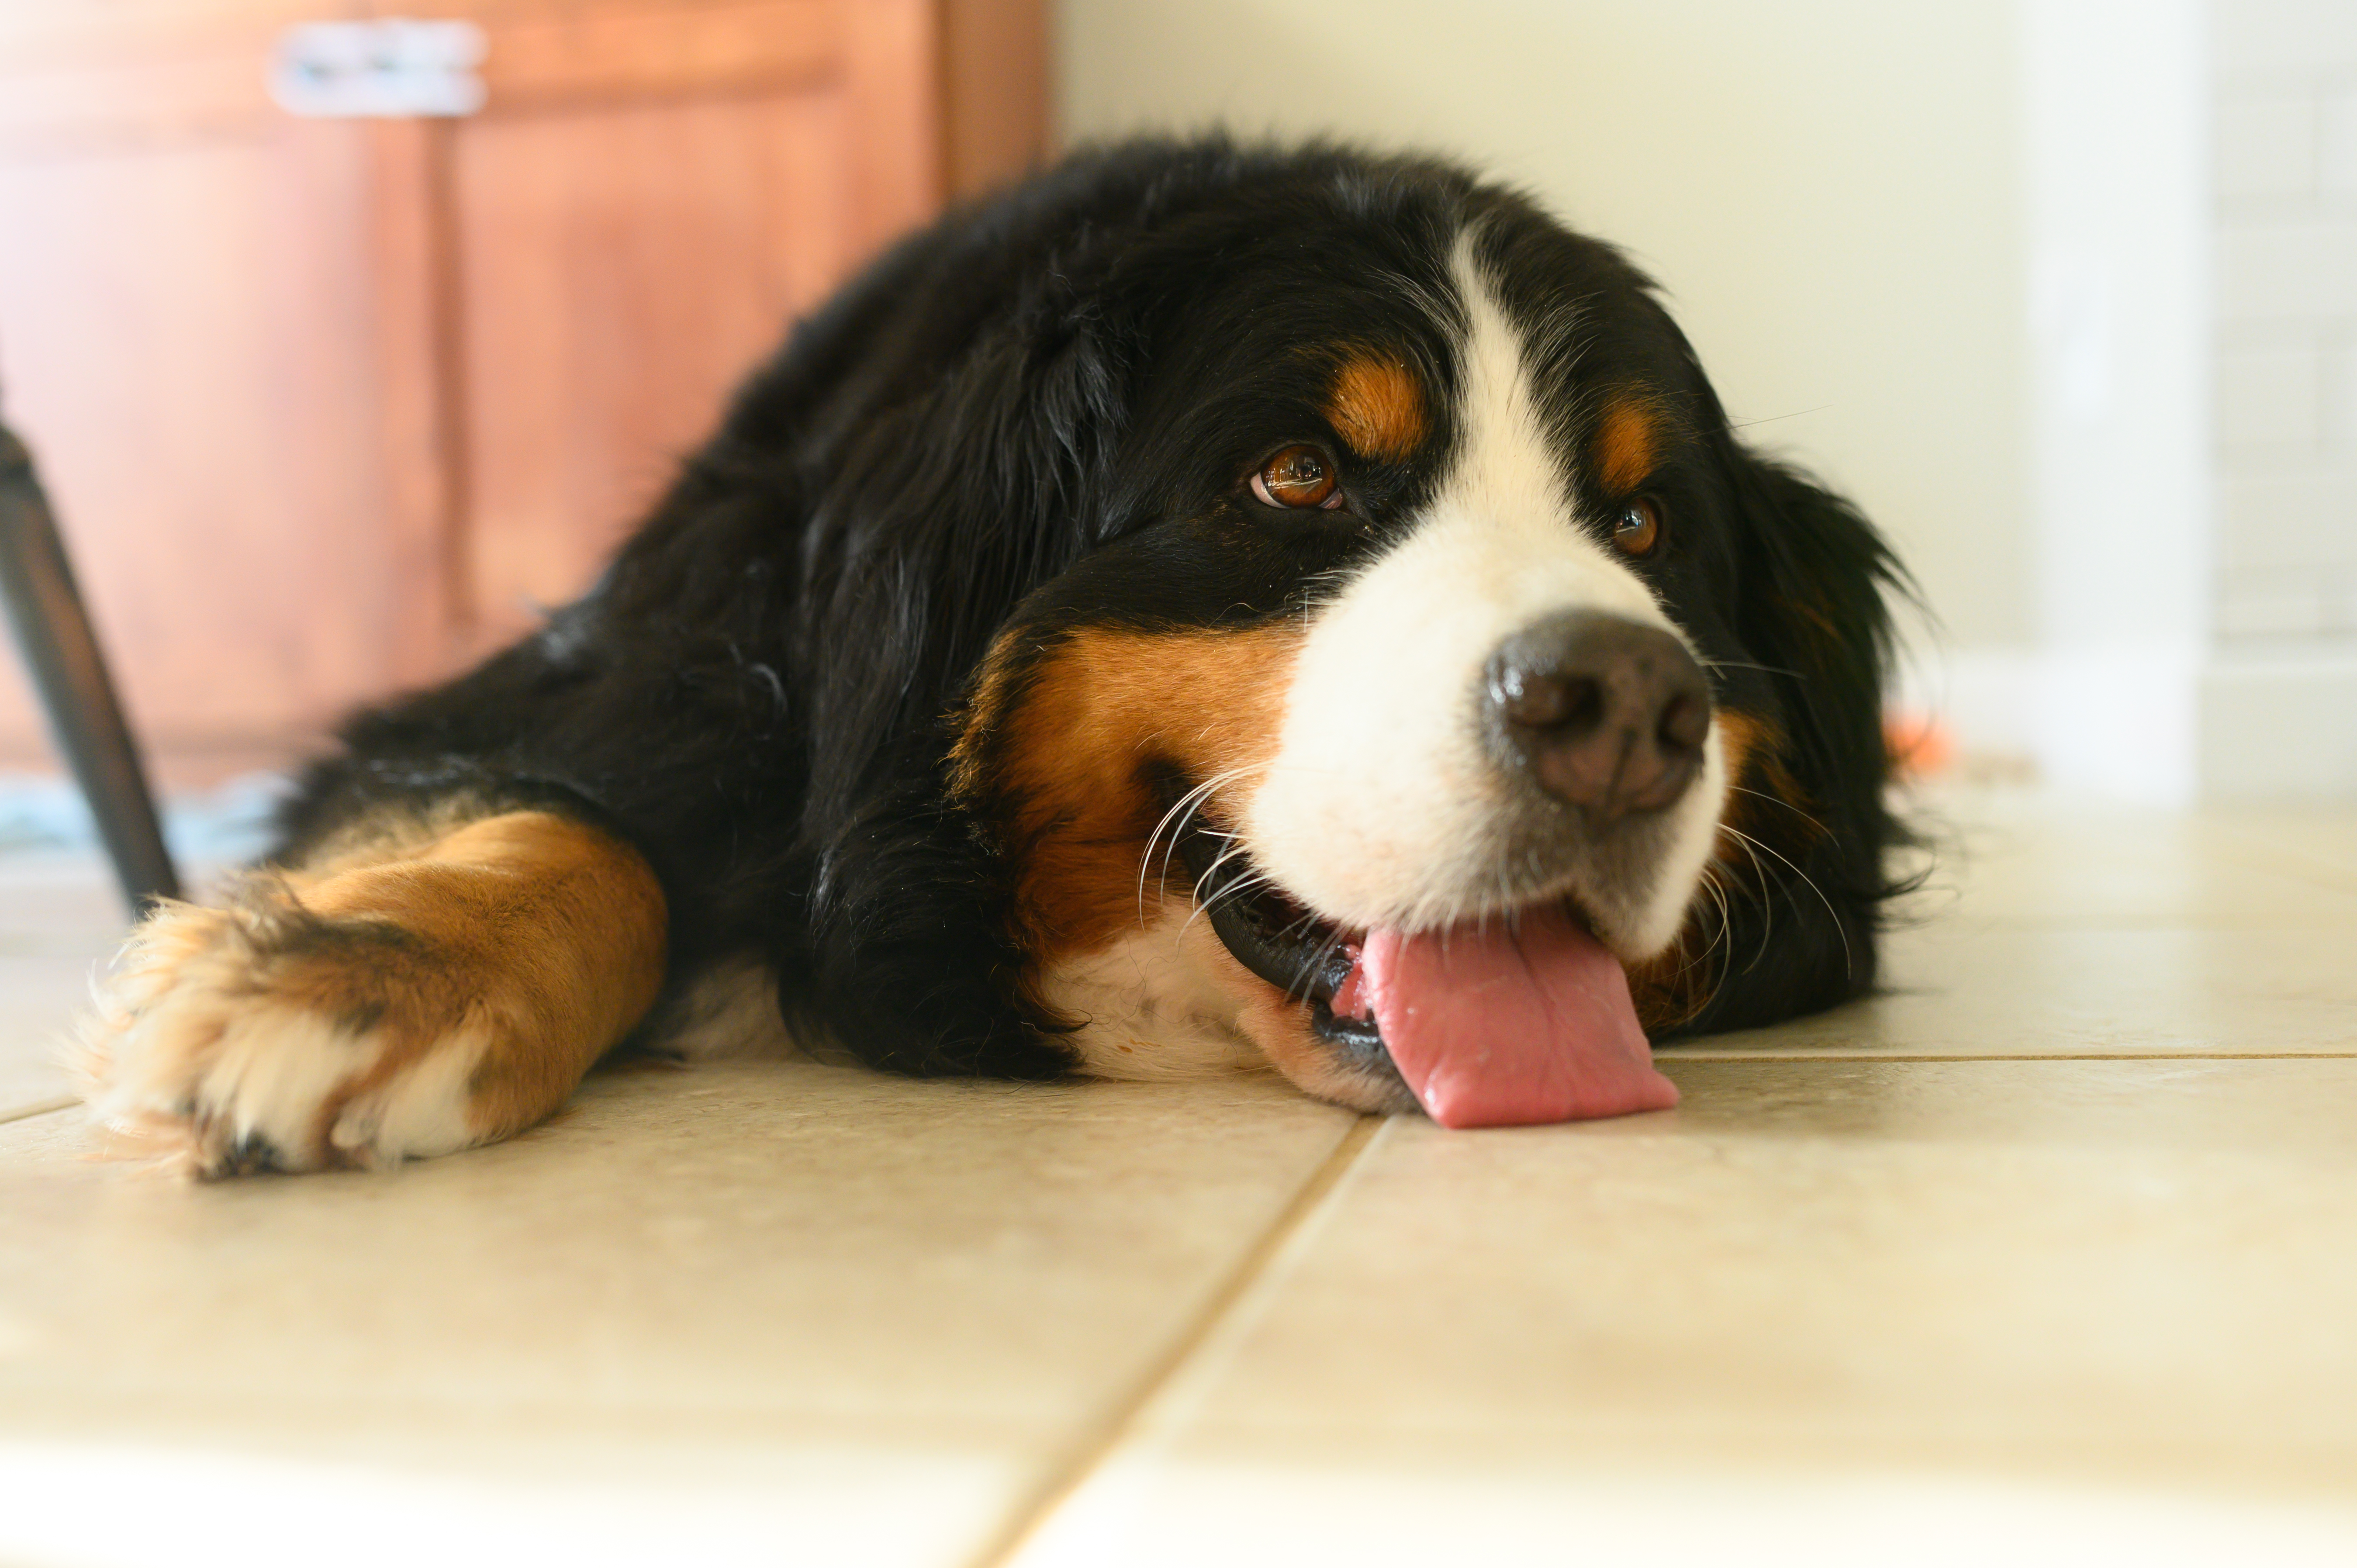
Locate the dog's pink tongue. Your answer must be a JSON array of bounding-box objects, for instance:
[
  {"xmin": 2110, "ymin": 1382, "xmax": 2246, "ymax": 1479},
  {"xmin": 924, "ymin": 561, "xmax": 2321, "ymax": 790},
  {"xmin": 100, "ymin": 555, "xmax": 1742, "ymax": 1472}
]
[{"xmin": 1359, "ymin": 904, "xmax": 1678, "ymax": 1129}]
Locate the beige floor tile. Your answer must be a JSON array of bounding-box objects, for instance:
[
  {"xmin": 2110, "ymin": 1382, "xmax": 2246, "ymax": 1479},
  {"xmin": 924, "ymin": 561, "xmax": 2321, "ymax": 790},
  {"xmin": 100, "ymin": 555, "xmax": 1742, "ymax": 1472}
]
[
  {"xmin": 1679, "ymin": 922, "xmax": 2357, "ymax": 1058},
  {"xmin": 0, "ymin": 850, "xmax": 134, "ymax": 953},
  {"xmin": 1895, "ymin": 798, "xmax": 2357, "ymax": 931},
  {"xmin": 1674, "ymin": 799, "xmax": 2357, "ymax": 1060},
  {"xmin": 5, "ymin": 805, "xmax": 2354, "ymax": 1565},
  {"xmin": 0, "ymin": 852, "xmax": 192, "ymax": 1119},
  {"xmin": 0, "ymin": 951, "xmax": 106, "ymax": 1118},
  {"xmin": 1011, "ymin": 1058, "xmax": 2357, "ymax": 1566},
  {"xmin": 0, "ymin": 1061, "xmax": 1357, "ymax": 1568},
  {"xmin": 0, "ymin": 852, "xmax": 125, "ymax": 1117},
  {"xmin": 2217, "ymin": 809, "xmax": 2357, "ymax": 885}
]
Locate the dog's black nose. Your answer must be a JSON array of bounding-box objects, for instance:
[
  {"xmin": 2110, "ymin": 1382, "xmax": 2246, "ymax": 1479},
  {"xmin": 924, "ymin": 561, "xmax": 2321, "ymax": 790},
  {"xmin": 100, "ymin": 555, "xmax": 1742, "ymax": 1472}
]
[{"xmin": 1485, "ymin": 610, "xmax": 1711, "ymax": 822}]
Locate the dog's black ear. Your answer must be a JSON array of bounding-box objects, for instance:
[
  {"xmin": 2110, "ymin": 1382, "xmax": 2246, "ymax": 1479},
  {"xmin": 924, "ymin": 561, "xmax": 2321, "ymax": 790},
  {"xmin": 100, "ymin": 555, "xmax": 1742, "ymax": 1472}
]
[
  {"xmin": 1679, "ymin": 446, "xmax": 1911, "ymax": 1032},
  {"xmin": 757, "ymin": 255, "xmax": 1132, "ymax": 1079}
]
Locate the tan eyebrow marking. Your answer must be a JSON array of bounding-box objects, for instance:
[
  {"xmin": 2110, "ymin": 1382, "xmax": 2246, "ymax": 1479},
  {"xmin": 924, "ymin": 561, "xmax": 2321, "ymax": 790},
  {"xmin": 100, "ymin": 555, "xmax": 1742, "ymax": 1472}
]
[
  {"xmin": 1594, "ymin": 393, "xmax": 1666, "ymax": 494},
  {"xmin": 1324, "ymin": 350, "xmax": 1427, "ymax": 463}
]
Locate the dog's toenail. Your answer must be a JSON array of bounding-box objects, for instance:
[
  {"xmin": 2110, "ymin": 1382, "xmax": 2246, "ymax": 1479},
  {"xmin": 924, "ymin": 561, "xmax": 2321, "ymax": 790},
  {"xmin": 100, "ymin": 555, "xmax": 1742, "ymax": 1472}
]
[{"xmin": 228, "ymin": 1132, "xmax": 283, "ymax": 1174}]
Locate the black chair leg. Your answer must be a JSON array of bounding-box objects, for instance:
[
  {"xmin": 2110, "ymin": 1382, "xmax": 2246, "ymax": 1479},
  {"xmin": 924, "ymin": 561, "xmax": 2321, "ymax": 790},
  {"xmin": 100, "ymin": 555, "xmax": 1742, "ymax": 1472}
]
[{"xmin": 0, "ymin": 420, "xmax": 179, "ymax": 913}]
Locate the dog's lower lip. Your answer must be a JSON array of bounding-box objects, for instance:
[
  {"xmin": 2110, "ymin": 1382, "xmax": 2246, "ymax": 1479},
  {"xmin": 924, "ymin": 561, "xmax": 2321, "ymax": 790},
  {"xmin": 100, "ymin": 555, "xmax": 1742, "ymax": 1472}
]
[
  {"xmin": 1310, "ymin": 994, "xmax": 1384, "ymax": 1049},
  {"xmin": 1167, "ymin": 807, "xmax": 1357, "ymax": 1008}
]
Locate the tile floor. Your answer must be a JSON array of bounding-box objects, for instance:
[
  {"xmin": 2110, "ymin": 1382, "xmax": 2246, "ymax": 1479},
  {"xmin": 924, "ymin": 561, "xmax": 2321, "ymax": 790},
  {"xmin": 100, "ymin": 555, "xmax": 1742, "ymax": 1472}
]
[{"xmin": 1, "ymin": 792, "xmax": 2354, "ymax": 1566}]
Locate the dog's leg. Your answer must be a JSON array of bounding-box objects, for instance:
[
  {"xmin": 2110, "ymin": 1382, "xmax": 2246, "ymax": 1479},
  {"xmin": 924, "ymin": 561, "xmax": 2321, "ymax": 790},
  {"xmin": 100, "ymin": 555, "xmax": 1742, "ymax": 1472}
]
[{"xmin": 77, "ymin": 809, "xmax": 666, "ymax": 1177}]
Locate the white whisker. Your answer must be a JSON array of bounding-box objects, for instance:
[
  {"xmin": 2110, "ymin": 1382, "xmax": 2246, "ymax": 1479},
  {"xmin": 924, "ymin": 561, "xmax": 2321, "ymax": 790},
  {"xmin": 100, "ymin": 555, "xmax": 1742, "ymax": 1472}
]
[
  {"xmin": 1721, "ymin": 823, "xmax": 1855, "ymax": 978},
  {"xmin": 1136, "ymin": 767, "xmax": 1250, "ymax": 923}
]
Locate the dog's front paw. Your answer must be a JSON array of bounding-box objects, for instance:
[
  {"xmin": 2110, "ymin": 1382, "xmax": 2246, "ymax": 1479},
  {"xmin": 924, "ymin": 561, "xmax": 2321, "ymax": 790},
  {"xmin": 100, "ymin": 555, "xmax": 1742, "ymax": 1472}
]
[{"xmin": 78, "ymin": 879, "xmax": 505, "ymax": 1178}]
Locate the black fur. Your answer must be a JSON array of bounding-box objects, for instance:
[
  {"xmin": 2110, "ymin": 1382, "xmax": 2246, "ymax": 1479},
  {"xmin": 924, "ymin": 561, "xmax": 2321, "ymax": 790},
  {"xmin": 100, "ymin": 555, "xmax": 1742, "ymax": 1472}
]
[{"xmin": 273, "ymin": 135, "xmax": 1907, "ymax": 1078}]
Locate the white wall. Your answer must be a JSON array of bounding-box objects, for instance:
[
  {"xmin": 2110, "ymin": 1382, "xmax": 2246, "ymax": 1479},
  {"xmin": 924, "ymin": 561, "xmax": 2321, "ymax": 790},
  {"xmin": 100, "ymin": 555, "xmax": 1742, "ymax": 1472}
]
[
  {"xmin": 2204, "ymin": 0, "xmax": 2357, "ymax": 798},
  {"xmin": 1056, "ymin": 0, "xmax": 2033, "ymax": 664},
  {"xmin": 2018, "ymin": 0, "xmax": 2212, "ymax": 804}
]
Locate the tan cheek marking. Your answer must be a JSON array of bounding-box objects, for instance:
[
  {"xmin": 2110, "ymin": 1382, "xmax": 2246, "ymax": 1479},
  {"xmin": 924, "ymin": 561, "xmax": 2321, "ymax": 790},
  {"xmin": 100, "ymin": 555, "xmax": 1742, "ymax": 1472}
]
[
  {"xmin": 1594, "ymin": 393, "xmax": 1664, "ymax": 494},
  {"xmin": 956, "ymin": 622, "xmax": 1306, "ymax": 976},
  {"xmin": 1326, "ymin": 351, "xmax": 1427, "ymax": 463},
  {"xmin": 947, "ymin": 634, "xmax": 1027, "ymax": 802},
  {"xmin": 1715, "ymin": 708, "xmax": 1766, "ymax": 794},
  {"xmin": 1712, "ymin": 708, "xmax": 1814, "ymax": 845}
]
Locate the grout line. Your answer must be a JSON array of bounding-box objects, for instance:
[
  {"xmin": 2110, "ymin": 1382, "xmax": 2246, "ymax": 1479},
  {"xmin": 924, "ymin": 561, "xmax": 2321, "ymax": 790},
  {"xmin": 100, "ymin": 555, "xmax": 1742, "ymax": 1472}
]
[
  {"xmin": 0, "ymin": 1094, "xmax": 79, "ymax": 1127},
  {"xmin": 963, "ymin": 1112, "xmax": 1384, "ymax": 1568}
]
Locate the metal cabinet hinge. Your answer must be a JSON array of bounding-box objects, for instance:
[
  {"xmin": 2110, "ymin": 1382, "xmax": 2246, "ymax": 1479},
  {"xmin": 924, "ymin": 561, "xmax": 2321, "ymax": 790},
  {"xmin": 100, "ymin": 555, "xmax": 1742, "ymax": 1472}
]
[{"xmin": 270, "ymin": 19, "xmax": 486, "ymax": 118}]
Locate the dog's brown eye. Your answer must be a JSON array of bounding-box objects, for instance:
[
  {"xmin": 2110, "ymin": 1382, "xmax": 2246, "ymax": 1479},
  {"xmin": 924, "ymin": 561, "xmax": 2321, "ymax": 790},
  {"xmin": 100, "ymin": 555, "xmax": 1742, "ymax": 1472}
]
[
  {"xmin": 1614, "ymin": 497, "xmax": 1663, "ymax": 556},
  {"xmin": 1251, "ymin": 445, "xmax": 1343, "ymax": 509}
]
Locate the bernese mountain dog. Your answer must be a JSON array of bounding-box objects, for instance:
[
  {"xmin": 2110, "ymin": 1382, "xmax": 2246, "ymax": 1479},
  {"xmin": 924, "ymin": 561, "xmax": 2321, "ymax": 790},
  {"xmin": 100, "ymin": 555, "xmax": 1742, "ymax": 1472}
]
[{"xmin": 79, "ymin": 137, "xmax": 1905, "ymax": 1177}]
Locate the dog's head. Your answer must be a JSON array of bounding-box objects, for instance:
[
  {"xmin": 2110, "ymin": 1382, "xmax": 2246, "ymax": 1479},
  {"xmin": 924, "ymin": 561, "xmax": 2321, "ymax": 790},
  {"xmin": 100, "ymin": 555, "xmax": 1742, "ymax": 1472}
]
[{"xmin": 784, "ymin": 141, "xmax": 1902, "ymax": 1123}]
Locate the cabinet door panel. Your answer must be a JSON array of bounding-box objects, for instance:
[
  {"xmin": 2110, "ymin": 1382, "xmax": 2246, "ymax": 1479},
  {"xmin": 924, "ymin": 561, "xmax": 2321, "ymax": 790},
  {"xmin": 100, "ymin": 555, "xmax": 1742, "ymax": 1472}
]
[
  {"xmin": 455, "ymin": 88, "xmax": 853, "ymax": 641},
  {"xmin": 0, "ymin": 122, "xmax": 405, "ymax": 755},
  {"xmin": 455, "ymin": 85, "xmax": 854, "ymax": 643},
  {"xmin": 0, "ymin": 0, "xmax": 1041, "ymax": 764}
]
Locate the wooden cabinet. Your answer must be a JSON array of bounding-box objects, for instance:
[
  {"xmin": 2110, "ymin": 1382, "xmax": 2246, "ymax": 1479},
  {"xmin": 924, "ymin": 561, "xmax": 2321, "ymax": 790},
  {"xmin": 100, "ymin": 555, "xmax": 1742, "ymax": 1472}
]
[{"xmin": 0, "ymin": 0, "xmax": 1045, "ymax": 777}]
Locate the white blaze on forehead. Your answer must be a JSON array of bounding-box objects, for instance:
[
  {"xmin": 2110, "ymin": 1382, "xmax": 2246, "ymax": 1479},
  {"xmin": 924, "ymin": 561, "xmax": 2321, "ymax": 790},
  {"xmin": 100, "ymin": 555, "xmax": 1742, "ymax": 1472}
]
[
  {"xmin": 1393, "ymin": 238, "xmax": 1666, "ymax": 632},
  {"xmin": 1239, "ymin": 232, "xmax": 1725, "ymax": 952}
]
